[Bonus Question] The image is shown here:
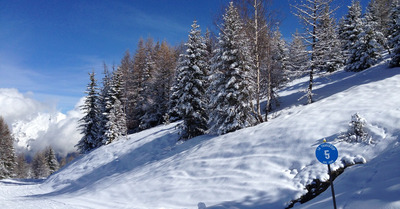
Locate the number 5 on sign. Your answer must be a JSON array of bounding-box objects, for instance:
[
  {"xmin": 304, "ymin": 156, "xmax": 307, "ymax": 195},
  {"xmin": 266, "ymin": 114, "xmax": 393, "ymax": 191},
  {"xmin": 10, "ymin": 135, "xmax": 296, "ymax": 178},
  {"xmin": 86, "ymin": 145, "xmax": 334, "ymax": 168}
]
[{"xmin": 325, "ymin": 150, "xmax": 330, "ymax": 159}]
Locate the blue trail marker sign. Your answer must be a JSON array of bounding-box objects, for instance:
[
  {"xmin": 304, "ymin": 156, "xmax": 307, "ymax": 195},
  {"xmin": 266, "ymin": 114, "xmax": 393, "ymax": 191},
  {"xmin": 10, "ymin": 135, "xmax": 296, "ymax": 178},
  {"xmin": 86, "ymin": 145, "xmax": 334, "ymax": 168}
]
[
  {"xmin": 315, "ymin": 143, "xmax": 338, "ymax": 164},
  {"xmin": 315, "ymin": 142, "xmax": 339, "ymax": 209}
]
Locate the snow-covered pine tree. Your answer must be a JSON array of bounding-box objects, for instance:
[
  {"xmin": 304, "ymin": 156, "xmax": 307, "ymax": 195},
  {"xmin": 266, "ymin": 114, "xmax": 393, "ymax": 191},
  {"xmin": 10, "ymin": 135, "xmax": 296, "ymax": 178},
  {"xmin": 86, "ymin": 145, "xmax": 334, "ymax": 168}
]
[
  {"xmin": 208, "ymin": 2, "xmax": 257, "ymax": 135},
  {"xmin": 97, "ymin": 64, "xmax": 112, "ymax": 146},
  {"xmin": 388, "ymin": 0, "xmax": 400, "ymax": 48},
  {"xmin": 292, "ymin": 0, "xmax": 333, "ymax": 104},
  {"xmin": 389, "ymin": 1, "xmax": 400, "ymax": 66},
  {"xmin": 271, "ymin": 28, "xmax": 290, "ymax": 85},
  {"xmin": 234, "ymin": 0, "xmax": 271, "ymax": 122},
  {"xmin": 168, "ymin": 52, "xmax": 186, "ymax": 123},
  {"xmin": 314, "ymin": 5, "xmax": 344, "ymax": 72},
  {"xmin": 345, "ymin": 4, "xmax": 384, "ymax": 72},
  {"xmin": 76, "ymin": 71, "xmax": 102, "ymax": 154},
  {"xmin": 364, "ymin": 0, "xmax": 390, "ymax": 53},
  {"xmin": 44, "ymin": 146, "xmax": 59, "ymax": 175},
  {"xmin": 103, "ymin": 68, "xmax": 127, "ymax": 144},
  {"xmin": 338, "ymin": 0, "xmax": 364, "ymax": 63},
  {"xmin": 0, "ymin": 116, "xmax": 16, "ymax": 179},
  {"xmin": 172, "ymin": 20, "xmax": 209, "ymax": 140},
  {"xmin": 368, "ymin": 0, "xmax": 395, "ymax": 38},
  {"xmin": 288, "ymin": 30, "xmax": 309, "ymax": 79}
]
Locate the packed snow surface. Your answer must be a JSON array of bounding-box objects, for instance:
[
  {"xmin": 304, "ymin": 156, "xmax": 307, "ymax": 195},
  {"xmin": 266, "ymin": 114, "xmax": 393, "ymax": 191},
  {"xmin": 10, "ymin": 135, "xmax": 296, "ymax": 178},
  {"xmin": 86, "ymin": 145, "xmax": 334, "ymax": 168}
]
[{"xmin": 1, "ymin": 62, "xmax": 399, "ymax": 209}]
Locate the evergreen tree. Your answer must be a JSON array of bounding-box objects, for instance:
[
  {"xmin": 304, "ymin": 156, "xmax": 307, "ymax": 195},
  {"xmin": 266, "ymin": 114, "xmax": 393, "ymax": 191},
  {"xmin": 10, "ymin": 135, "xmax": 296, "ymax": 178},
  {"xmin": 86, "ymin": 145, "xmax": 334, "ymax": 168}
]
[
  {"xmin": 174, "ymin": 21, "xmax": 209, "ymax": 139},
  {"xmin": 0, "ymin": 116, "xmax": 16, "ymax": 179},
  {"xmin": 315, "ymin": 5, "xmax": 344, "ymax": 72},
  {"xmin": 168, "ymin": 55, "xmax": 185, "ymax": 123},
  {"xmin": 364, "ymin": 0, "xmax": 389, "ymax": 52},
  {"xmin": 288, "ymin": 30, "xmax": 309, "ymax": 79},
  {"xmin": 271, "ymin": 28, "xmax": 290, "ymax": 86},
  {"xmin": 209, "ymin": 2, "xmax": 257, "ymax": 135},
  {"xmin": 388, "ymin": 0, "xmax": 400, "ymax": 47},
  {"xmin": 368, "ymin": 0, "xmax": 394, "ymax": 38},
  {"xmin": 389, "ymin": 1, "xmax": 400, "ymax": 66},
  {"xmin": 76, "ymin": 71, "xmax": 101, "ymax": 154},
  {"xmin": 97, "ymin": 64, "xmax": 112, "ymax": 146},
  {"xmin": 44, "ymin": 146, "xmax": 59, "ymax": 175},
  {"xmin": 338, "ymin": 0, "xmax": 364, "ymax": 62},
  {"xmin": 345, "ymin": 5, "xmax": 384, "ymax": 72},
  {"xmin": 103, "ymin": 68, "xmax": 127, "ymax": 144}
]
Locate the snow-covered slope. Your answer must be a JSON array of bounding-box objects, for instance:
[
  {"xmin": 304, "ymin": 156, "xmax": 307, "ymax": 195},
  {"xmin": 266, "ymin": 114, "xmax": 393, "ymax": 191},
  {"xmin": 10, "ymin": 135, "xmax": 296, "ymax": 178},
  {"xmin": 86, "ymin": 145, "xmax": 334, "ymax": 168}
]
[{"xmin": 1, "ymin": 62, "xmax": 399, "ymax": 209}]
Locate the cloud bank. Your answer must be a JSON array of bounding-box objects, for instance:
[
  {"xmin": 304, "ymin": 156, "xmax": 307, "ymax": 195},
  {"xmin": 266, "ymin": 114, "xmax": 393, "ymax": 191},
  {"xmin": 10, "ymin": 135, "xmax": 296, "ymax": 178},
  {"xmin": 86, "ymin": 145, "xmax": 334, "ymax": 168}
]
[{"xmin": 0, "ymin": 88, "xmax": 83, "ymax": 157}]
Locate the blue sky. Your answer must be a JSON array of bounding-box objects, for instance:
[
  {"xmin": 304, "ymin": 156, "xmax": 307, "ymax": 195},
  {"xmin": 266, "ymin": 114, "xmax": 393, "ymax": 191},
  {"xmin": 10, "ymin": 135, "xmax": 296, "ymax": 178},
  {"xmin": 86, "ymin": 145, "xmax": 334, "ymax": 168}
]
[{"xmin": 0, "ymin": 0, "xmax": 368, "ymax": 112}]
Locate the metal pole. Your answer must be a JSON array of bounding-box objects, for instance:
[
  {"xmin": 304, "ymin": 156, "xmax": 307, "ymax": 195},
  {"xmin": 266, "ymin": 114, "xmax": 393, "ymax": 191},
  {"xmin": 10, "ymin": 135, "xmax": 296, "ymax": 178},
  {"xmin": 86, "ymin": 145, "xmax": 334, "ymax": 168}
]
[{"xmin": 327, "ymin": 164, "xmax": 337, "ymax": 209}]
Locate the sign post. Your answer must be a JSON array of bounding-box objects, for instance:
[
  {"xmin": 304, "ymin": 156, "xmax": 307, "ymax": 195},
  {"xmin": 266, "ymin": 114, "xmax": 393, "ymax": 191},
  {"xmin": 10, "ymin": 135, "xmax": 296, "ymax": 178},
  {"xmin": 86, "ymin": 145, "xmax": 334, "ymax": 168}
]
[{"xmin": 315, "ymin": 140, "xmax": 338, "ymax": 209}]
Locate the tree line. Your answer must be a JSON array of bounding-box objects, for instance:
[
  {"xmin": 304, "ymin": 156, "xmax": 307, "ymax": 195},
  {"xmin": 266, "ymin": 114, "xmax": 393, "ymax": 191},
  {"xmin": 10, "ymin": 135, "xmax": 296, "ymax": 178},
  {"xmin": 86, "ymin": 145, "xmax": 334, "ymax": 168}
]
[
  {"xmin": 75, "ymin": 0, "xmax": 400, "ymax": 154},
  {"xmin": 0, "ymin": 116, "xmax": 71, "ymax": 179}
]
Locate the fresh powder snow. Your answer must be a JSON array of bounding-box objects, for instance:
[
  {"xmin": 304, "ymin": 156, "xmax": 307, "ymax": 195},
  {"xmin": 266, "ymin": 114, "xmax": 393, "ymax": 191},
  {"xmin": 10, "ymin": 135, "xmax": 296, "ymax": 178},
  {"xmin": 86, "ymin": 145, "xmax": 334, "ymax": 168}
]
[{"xmin": 0, "ymin": 61, "xmax": 399, "ymax": 209}]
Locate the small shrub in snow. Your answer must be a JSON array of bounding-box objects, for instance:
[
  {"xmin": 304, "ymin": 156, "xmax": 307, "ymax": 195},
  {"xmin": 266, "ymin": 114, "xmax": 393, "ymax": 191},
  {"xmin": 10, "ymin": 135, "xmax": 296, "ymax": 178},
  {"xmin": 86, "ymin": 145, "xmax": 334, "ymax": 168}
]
[{"xmin": 339, "ymin": 113, "xmax": 372, "ymax": 144}]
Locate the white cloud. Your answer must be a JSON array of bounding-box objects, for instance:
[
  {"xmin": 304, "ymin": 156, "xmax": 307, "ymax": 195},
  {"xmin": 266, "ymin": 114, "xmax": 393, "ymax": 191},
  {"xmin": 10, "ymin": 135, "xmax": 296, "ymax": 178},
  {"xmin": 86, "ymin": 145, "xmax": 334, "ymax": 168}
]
[
  {"xmin": 0, "ymin": 88, "xmax": 83, "ymax": 157},
  {"xmin": 0, "ymin": 88, "xmax": 51, "ymax": 123}
]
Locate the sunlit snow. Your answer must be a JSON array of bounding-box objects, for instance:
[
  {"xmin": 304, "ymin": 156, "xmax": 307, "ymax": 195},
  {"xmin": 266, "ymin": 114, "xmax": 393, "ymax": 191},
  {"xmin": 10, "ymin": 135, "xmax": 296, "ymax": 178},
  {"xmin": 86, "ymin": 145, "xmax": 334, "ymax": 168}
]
[{"xmin": 0, "ymin": 62, "xmax": 399, "ymax": 209}]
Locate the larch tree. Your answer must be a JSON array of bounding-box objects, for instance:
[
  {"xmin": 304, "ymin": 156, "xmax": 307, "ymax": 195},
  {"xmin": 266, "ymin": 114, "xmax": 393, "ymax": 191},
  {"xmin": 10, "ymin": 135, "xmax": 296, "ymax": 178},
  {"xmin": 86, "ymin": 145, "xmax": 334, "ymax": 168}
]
[
  {"xmin": 131, "ymin": 38, "xmax": 155, "ymax": 131},
  {"xmin": 76, "ymin": 71, "xmax": 101, "ymax": 154},
  {"xmin": 208, "ymin": 2, "xmax": 257, "ymax": 135},
  {"xmin": 0, "ymin": 116, "xmax": 16, "ymax": 179},
  {"xmin": 174, "ymin": 20, "xmax": 209, "ymax": 140},
  {"xmin": 31, "ymin": 151, "xmax": 50, "ymax": 179},
  {"xmin": 292, "ymin": 0, "xmax": 333, "ymax": 104},
  {"xmin": 119, "ymin": 50, "xmax": 135, "ymax": 131},
  {"xmin": 15, "ymin": 153, "xmax": 29, "ymax": 178},
  {"xmin": 140, "ymin": 41, "xmax": 177, "ymax": 130}
]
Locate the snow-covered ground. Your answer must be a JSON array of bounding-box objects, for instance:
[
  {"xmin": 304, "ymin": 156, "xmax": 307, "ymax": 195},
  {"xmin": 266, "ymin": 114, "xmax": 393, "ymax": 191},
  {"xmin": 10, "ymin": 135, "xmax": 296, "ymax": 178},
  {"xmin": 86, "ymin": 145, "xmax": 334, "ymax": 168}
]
[{"xmin": 1, "ymin": 61, "xmax": 399, "ymax": 209}]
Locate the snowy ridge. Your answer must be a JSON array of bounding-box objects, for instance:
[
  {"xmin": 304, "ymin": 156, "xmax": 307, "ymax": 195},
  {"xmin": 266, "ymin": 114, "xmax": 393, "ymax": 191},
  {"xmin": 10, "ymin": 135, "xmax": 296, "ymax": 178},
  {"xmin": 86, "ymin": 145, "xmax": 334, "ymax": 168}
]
[
  {"xmin": 12, "ymin": 112, "xmax": 66, "ymax": 151},
  {"xmin": 1, "ymin": 63, "xmax": 400, "ymax": 209}
]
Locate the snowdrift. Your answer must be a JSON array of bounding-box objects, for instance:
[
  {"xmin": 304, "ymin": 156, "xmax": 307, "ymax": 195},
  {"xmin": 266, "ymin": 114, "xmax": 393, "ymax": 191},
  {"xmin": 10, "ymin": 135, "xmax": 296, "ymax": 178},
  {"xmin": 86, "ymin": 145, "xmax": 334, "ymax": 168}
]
[{"xmin": 1, "ymin": 62, "xmax": 399, "ymax": 209}]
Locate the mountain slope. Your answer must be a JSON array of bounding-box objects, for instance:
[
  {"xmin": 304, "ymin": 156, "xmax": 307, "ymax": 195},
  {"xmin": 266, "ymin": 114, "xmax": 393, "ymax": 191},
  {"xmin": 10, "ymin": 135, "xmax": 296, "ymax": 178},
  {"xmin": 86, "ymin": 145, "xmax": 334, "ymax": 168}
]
[{"xmin": 1, "ymin": 62, "xmax": 399, "ymax": 209}]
